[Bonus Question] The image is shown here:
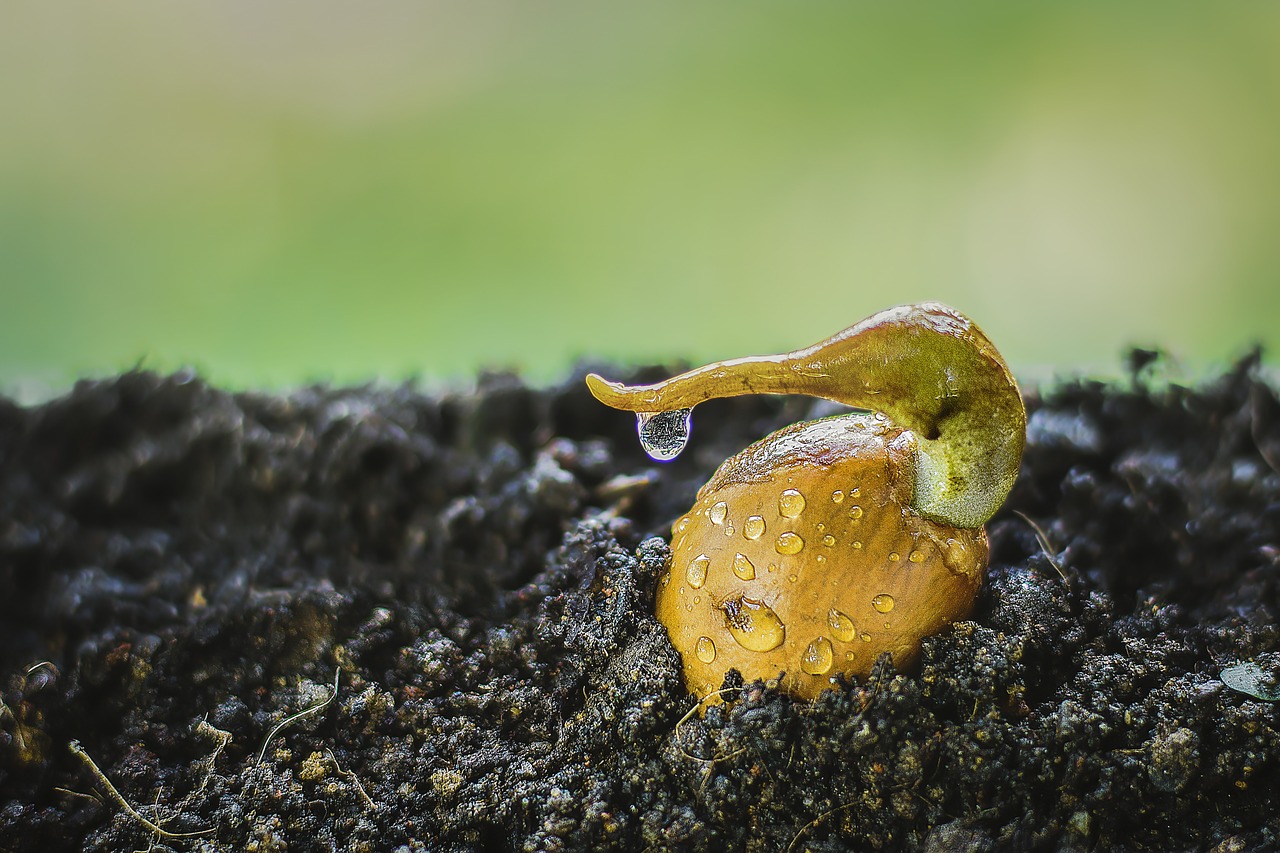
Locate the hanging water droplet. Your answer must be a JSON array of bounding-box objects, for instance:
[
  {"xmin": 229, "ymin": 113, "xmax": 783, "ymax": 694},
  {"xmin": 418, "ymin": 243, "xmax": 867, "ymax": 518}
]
[
  {"xmin": 872, "ymin": 593, "xmax": 895, "ymax": 613},
  {"xmin": 775, "ymin": 532, "xmax": 805, "ymax": 554},
  {"xmin": 708, "ymin": 501, "xmax": 728, "ymax": 525},
  {"xmin": 801, "ymin": 637, "xmax": 834, "ymax": 675},
  {"xmin": 732, "ymin": 553, "xmax": 756, "ymax": 581},
  {"xmin": 686, "ymin": 554, "xmax": 710, "ymax": 589},
  {"xmin": 721, "ymin": 595, "xmax": 785, "ymax": 652},
  {"xmin": 778, "ymin": 489, "xmax": 807, "ymax": 518},
  {"xmin": 827, "ymin": 608, "xmax": 856, "ymax": 642},
  {"xmin": 743, "ymin": 516, "xmax": 766, "ymax": 540},
  {"xmin": 695, "ymin": 636, "xmax": 717, "ymax": 664},
  {"xmin": 636, "ymin": 408, "xmax": 692, "ymax": 461}
]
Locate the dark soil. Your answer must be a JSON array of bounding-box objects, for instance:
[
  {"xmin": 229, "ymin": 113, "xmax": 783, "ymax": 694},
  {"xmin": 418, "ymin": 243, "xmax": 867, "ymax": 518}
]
[{"xmin": 1, "ymin": 355, "xmax": 1279, "ymax": 852}]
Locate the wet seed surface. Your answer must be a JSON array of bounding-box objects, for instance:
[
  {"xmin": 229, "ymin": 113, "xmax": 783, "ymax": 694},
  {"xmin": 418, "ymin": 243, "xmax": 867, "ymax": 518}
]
[{"xmin": 1, "ymin": 358, "xmax": 1279, "ymax": 851}]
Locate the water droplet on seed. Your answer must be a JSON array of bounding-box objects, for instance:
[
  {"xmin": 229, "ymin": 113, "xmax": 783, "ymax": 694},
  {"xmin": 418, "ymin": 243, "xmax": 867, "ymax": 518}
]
[
  {"xmin": 848, "ymin": 506, "xmax": 863, "ymax": 520},
  {"xmin": 660, "ymin": 572, "xmax": 671, "ymax": 587},
  {"xmin": 872, "ymin": 593, "xmax": 895, "ymax": 613},
  {"xmin": 709, "ymin": 501, "xmax": 728, "ymax": 525},
  {"xmin": 686, "ymin": 554, "xmax": 710, "ymax": 589},
  {"xmin": 832, "ymin": 490, "xmax": 844, "ymax": 504},
  {"xmin": 827, "ymin": 608, "xmax": 856, "ymax": 642},
  {"xmin": 724, "ymin": 524, "xmax": 735, "ymax": 536},
  {"xmin": 779, "ymin": 489, "xmax": 806, "ymax": 518},
  {"xmin": 732, "ymin": 553, "xmax": 756, "ymax": 581},
  {"xmin": 636, "ymin": 409, "xmax": 692, "ymax": 461},
  {"xmin": 695, "ymin": 636, "xmax": 717, "ymax": 663},
  {"xmin": 860, "ymin": 632, "xmax": 872, "ymax": 642},
  {"xmin": 775, "ymin": 532, "xmax": 804, "ymax": 554},
  {"xmin": 852, "ymin": 540, "xmax": 863, "ymax": 550},
  {"xmin": 801, "ymin": 637, "xmax": 834, "ymax": 675},
  {"xmin": 721, "ymin": 596, "xmax": 785, "ymax": 652},
  {"xmin": 822, "ymin": 534, "xmax": 836, "ymax": 547},
  {"xmin": 888, "ymin": 552, "xmax": 900, "ymax": 562},
  {"xmin": 743, "ymin": 516, "xmax": 766, "ymax": 540},
  {"xmin": 909, "ymin": 549, "xmax": 925, "ymax": 563},
  {"xmin": 676, "ymin": 516, "xmax": 690, "ymax": 533}
]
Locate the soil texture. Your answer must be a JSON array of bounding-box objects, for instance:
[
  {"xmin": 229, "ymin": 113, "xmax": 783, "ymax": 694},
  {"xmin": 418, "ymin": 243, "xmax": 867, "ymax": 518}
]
[{"xmin": 1, "ymin": 356, "xmax": 1279, "ymax": 851}]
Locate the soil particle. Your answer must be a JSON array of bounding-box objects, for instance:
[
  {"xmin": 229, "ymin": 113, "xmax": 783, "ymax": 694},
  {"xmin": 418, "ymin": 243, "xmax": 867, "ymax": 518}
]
[{"xmin": 1, "ymin": 356, "xmax": 1279, "ymax": 851}]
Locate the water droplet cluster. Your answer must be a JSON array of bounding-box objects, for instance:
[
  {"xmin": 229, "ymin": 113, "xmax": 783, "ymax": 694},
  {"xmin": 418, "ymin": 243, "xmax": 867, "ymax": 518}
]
[{"xmin": 654, "ymin": 415, "xmax": 988, "ymax": 701}]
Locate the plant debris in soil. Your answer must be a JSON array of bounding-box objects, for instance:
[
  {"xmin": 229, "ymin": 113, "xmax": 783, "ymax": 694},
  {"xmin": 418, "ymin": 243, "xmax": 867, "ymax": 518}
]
[{"xmin": 1, "ymin": 354, "xmax": 1279, "ymax": 852}]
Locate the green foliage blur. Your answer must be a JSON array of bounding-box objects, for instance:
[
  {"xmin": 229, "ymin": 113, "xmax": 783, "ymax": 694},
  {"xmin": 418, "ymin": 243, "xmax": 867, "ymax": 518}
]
[{"xmin": 3, "ymin": 2, "xmax": 1279, "ymax": 398}]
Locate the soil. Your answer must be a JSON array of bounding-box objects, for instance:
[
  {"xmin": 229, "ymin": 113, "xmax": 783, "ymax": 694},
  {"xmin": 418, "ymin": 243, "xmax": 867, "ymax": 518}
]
[{"xmin": 1, "ymin": 354, "xmax": 1278, "ymax": 852}]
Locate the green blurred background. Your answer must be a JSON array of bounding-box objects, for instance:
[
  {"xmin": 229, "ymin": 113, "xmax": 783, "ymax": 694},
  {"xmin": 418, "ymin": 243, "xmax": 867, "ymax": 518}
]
[{"xmin": 3, "ymin": 2, "xmax": 1279, "ymax": 400}]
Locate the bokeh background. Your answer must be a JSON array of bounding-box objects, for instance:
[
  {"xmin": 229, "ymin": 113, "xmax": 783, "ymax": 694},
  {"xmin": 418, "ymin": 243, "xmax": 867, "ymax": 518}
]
[{"xmin": 3, "ymin": 2, "xmax": 1279, "ymax": 400}]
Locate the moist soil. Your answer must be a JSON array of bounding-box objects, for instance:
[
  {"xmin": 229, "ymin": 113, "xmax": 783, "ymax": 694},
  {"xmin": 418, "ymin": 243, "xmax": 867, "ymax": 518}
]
[{"xmin": 1, "ymin": 355, "xmax": 1278, "ymax": 852}]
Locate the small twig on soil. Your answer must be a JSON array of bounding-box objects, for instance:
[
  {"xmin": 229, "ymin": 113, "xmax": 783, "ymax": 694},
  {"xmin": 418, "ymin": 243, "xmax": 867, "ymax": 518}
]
[
  {"xmin": 257, "ymin": 668, "xmax": 341, "ymax": 764},
  {"xmin": 53, "ymin": 786, "xmax": 103, "ymax": 805},
  {"xmin": 786, "ymin": 801, "xmax": 860, "ymax": 853},
  {"xmin": 192, "ymin": 718, "xmax": 232, "ymax": 795},
  {"xmin": 673, "ymin": 688, "xmax": 741, "ymax": 763},
  {"xmin": 67, "ymin": 740, "xmax": 214, "ymax": 839},
  {"xmin": 1014, "ymin": 510, "xmax": 1065, "ymax": 581},
  {"xmin": 325, "ymin": 749, "xmax": 377, "ymax": 811}
]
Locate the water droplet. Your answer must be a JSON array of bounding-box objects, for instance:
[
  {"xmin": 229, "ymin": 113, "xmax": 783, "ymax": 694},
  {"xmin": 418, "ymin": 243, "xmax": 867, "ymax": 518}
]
[
  {"xmin": 676, "ymin": 516, "xmax": 690, "ymax": 533},
  {"xmin": 850, "ymin": 487, "xmax": 861, "ymax": 497},
  {"xmin": 636, "ymin": 408, "xmax": 692, "ymax": 461},
  {"xmin": 695, "ymin": 636, "xmax": 716, "ymax": 663},
  {"xmin": 848, "ymin": 506, "xmax": 863, "ymax": 521},
  {"xmin": 732, "ymin": 553, "xmax": 756, "ymax": 581},
  {"xmin": 768, "ymin": 563, "xmax": 778, "ymax": 573},
  {"xmin": 779, "ymin": 489, "xmax": 807, "ymax": 518},
  {"xmin": 941, "ymin": 538, "xmax": 974, "ymax": 575},
  {"xmin": 845, "ymin": 651, "xmax": 856, "ymax": 661},
  {"xmin": 872, "ymin": 593, "xmax": 895, "ymax": 613},
  {"xmin": 832, "ymin": 490, "xmax": 844, "ymax": 504},
  {"xmin": 788, "ymin": 573, "xmax": 798, "ymax": 583},
  {"xmin": 775, "ymin": 532, "xmax": 805, "ymax": 554},
  {"xmin": 724, "ymin": 524, "xmax": 735, "ymax": 537},
  {"xmin": 816, "ymin": 555, "xmax": 826, "ymax": 564},
  {"xmin": 888, "ymin": 552, "xmax": 900, "ymax": 562},
  {"xmin": 860, "ymin": 632, "xmax": 872, "ymax": 643},
  {"xmin": 709, "ymin": 501, "xmax": 728, "ymax": 525},
  {"xmin": 909, "ymin": 549, "xmax": 926, "ymax": 563},
  {"xmin": 827, "ymin": 608, "xmax": 856, "ymax": 642},
  {"xmin": 816, "ymin": 522, "xmax": 825, "ymax": 532},
  {"xmin": 852, "ymin": 540, "xmax": 863, "ymax": 550},
  {"xmin": 743, "ymin": 516, "xmax": 766, "ymax": 540},
  {"xmin": 801, "ymin": 637, "xmax": 834, "ymax": 675},
  {"xmin": 822, "ymin": 534, "xmax": 836, "ymax": 547},
  {"xmin": 686, "ymin": 554, "xmax": 710, "ymax": 589},
  {"xmin": 721, "ymin": 596, "xmax": 785, "ymax": 652}
]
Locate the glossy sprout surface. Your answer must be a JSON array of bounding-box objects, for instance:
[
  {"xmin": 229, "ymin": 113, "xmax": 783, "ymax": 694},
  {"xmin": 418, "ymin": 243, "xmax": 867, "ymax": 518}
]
[
  {"xmin": 587, "ymin": 302, "xmax": 1026, "ymax": 701},
  {"xmin": 587, "ymin": 302, "xmax": 1025, "ymax": 529}
]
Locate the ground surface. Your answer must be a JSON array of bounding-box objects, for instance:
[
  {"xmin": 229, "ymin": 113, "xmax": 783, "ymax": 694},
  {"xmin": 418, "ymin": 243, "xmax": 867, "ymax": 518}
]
[{"xmin": 1, "ymin": 357, "xmax": 1278, "ymax": 852}]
